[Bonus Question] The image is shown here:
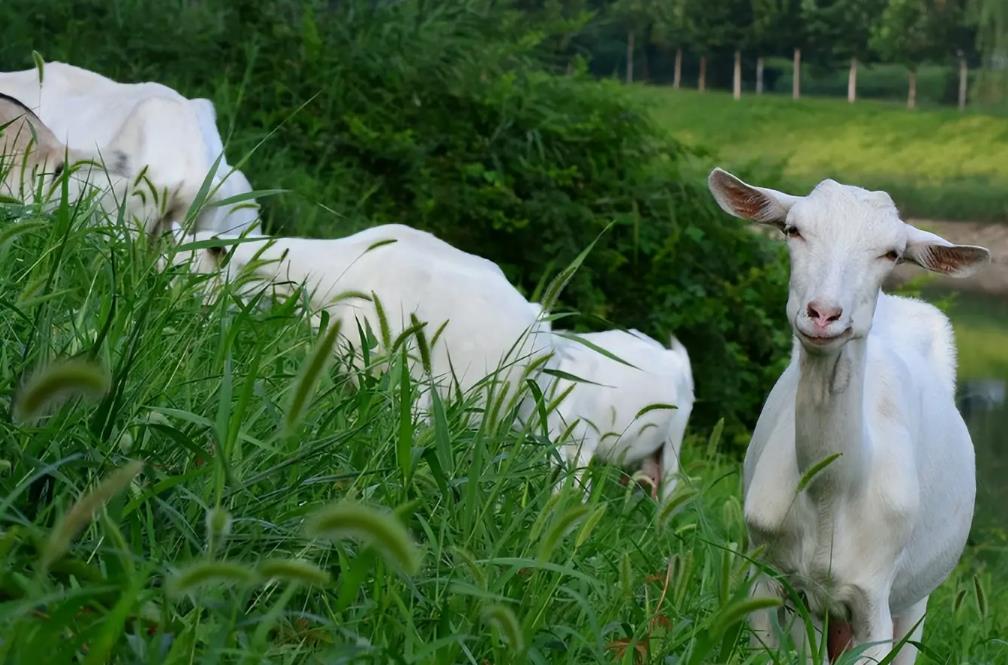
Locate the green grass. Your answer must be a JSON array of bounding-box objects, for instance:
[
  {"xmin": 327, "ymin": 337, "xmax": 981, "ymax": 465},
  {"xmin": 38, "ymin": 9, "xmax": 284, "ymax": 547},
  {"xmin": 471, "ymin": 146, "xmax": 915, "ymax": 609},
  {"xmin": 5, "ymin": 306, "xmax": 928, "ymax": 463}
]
[
  {"xmin": 0, "ymin": 173, "xmax": 1006, "ymax": 663},
  {"xmin": 636, "ymin": 87, "xmax": 1008, "ymax": 222}
]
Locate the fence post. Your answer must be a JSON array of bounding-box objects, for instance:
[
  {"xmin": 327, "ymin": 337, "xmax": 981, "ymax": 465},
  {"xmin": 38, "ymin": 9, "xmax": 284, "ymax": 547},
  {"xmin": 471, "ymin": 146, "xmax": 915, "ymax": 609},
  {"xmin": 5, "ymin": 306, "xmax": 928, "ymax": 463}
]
[
  {"xmin": 958, "ymin": 51, "xmax": 968, "ymax": 111},
  {"xmin": 792, "ymin": 47, "xmax": 801, "ymax": 100},
  {"xmin": 733, "ymin": 50, "xmax": 742, "ymax": 100}
]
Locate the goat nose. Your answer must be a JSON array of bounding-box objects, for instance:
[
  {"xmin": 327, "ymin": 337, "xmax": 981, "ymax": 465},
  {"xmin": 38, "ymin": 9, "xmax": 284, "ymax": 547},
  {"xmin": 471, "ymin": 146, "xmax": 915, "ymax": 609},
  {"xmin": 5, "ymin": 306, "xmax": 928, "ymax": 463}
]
[{"xmin": 806, "ymin": 300, "xmax": 843, "ymax": 327}]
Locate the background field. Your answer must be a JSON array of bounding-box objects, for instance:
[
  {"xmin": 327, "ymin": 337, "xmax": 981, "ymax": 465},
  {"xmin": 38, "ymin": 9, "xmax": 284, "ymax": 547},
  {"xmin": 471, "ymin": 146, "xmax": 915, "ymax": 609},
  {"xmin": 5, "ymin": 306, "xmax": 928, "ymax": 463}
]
[
  {"xmin": 1, "ymin": 0, "xmax": 1006, "ymax": 663},
  {"xmin": 638, "ymin": 87, "xmax": 1008, "ymax": 222}
]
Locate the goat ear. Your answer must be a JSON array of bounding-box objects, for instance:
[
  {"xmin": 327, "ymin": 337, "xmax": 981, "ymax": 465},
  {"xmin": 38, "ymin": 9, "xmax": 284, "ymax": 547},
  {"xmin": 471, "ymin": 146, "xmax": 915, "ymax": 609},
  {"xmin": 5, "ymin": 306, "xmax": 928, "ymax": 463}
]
[
  {"xmin": 904, "ymin": 225, "xmax": 990, "ymax": 278},
  {"xmin": 707, "ymin": 168, "xmax": 800, "ymax": 228}
]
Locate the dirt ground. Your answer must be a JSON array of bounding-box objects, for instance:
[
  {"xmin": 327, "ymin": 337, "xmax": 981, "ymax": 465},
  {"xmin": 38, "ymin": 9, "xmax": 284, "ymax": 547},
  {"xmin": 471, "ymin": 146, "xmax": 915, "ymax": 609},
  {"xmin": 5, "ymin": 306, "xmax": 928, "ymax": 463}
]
[{"xmin": 891, "ymin": 220, "xmax": 1008, "ymax": 296}]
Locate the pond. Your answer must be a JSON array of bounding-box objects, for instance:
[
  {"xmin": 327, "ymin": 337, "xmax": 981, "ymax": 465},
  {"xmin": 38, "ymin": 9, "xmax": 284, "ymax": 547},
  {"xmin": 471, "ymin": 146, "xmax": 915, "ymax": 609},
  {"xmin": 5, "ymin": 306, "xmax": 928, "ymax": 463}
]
[{"xmin": 933, "ymin": 289, "xmax": 1008, "ymax": 533}]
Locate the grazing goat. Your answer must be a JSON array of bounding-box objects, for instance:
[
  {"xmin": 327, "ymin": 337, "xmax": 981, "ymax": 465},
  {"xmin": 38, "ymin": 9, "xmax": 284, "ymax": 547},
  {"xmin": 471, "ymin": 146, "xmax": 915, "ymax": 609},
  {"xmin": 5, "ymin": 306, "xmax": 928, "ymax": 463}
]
[
  {"xmin": 0, "ymin": 93, "xmax": 143, "ymax": 216},
  {"xmin": 539, "ymin": 329, "xmax": 693, "ymax": 500},
  {"xmin": 0, "ymin": 62, "xmax": 257, "ymax": 234},
  {"xmin": 177, "ymin": 224, "xmax": 551, "ymax": 404},
  {"xmin": 708, "ymin": 168, "xmax": 989, "ymax": 664}
]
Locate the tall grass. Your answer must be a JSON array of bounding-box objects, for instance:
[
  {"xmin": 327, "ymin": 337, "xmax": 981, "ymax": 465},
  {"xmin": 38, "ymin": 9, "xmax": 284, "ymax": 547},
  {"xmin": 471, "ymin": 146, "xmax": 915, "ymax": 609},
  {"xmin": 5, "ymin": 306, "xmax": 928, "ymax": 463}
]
[{"xmin": 0, "ymin": 165, "xmax": 1005, "ymax": 663}]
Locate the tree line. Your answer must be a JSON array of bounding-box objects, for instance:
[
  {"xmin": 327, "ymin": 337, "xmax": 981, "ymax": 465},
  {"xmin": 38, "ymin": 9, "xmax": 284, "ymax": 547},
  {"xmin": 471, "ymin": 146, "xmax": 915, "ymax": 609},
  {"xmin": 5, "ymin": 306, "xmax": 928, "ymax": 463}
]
[{"xmin": 519, "ymin": 0, "xmax": 1006, "ymax": 109}]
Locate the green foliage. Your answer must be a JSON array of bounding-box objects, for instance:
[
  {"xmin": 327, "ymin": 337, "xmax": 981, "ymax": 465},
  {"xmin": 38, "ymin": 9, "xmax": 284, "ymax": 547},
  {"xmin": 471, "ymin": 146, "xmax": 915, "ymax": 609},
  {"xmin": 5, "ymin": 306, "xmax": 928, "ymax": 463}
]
[
  {"xmin": 871, "ymin": 0, "xmax": 967, "ymax": 68},
  {"xmin": 802, "ymin": 0, "xmax": 888, "ymax": 62}
]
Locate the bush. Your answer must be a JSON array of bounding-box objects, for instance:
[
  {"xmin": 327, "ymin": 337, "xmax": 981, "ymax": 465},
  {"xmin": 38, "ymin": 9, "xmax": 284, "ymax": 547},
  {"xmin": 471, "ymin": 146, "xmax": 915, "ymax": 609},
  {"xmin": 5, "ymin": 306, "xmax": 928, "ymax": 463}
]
[{"xmin": 0, "ymin": 0, "xmax": 790, "ymax": 438}]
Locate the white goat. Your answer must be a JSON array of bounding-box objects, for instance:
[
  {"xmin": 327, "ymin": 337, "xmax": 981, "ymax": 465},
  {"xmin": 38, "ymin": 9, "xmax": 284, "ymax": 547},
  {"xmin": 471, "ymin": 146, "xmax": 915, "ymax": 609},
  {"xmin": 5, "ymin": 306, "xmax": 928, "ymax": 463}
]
[
  {"xmin": 0, "ymin": 62, "xmax": 257, "ymax": 235},
  {"xmin": 539, "ymin": 329, "xmax": 694, "ymax": 500},
  {"xmin": 0, "ymin": 93, "xmax": 150, "ymax": 219},
  {"xmin": 177, "ymin": 224, "xmax": 551, "ymax": 403},
  {"xmin": 708, "ymin": 168, "xmax": 989, "ymax": 664}
]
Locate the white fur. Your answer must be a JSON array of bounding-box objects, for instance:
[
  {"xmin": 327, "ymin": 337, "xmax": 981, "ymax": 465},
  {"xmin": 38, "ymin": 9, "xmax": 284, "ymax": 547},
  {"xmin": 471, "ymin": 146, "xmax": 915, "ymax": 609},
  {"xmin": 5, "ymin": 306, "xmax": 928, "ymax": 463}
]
[
  {"xmin": 0, "ymin": 93, "xmax": 161, "ymax": 223},
  {"xmin": 0, "ymin": 62, "xmax": 258, "ymax": 234},
  {"xmin": 708, "ymin": 168, "xmax": 989, "ymax": 664},
  {"xmin": 177, "ymin": 224, "xmax": 551, "ymax": 403},
  {"xmin": 539, "ymin": 329, "xmax": 694, "ymax": 500}
]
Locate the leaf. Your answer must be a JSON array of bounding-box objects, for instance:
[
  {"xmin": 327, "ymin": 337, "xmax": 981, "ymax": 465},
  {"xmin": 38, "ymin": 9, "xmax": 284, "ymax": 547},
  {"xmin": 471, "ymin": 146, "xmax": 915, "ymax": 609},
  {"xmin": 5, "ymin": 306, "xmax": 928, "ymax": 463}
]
[
  {"xmin": 397, "ymin": 348, "xmax": 414, "ymax": 485},
  {"xmin": 634, "ymin": 402, "xmax": 679, "ymax": 420},
  {"xmin": 258, "ymin": 559, "xmax": 331, "ymax": 586},
  {"xmin": 552, "ymin": 330, "xmax": 638, "ymax": 369},
  {"xmin": 408, "ymin": 314, "xmax": 432, "ymax": 374},
  {"xmin": 365, "ymin": 238, "xmax": 398, "ymax": 253},
  {"xmin": 482, "ymin": 603, "xmax": 525, "ymax": 653},
  {"xmin": 974, "ymin": 575, "xmax": 987, "ymax": 617},
  {"xmin": 305, "ymin": 501, "xmax": 422, "ymax": 575},
  {"xmin": 537, "ymin": 504, "xmax": 589, "ymax": 561},
  {"xmin": 541, "ymin": 367, "xmax": 608, "ymax": 387},
  {"xmin": 705, "ymin": 417, "xmax": 724, "ymax": 456},
  {"xmin": 41, "ymin": 460, "xmax": 144, "ymax": 569},
  {"xmin": 371, "ymin": 291, "xmax": 392, "ymax": 348},
  {"xmin": 0, "ymin": 220, "xmax": 47, "ymax": 252},
  {"xmin": 167, "ymin": 560, "xmax": 260, "ymax": 595},
  {"xmin": 658, "ymin": 487, "xmax": 697, "ymax": 526},
  {"xmin": 13, "ymin": 359, "xmax": 111, "ymax": 424},
  {"xmin": 540, "ymin": 222, "xmax": 612, "ymax": 311},
  {"xmin": 575, "ymin": 505, "xmax": 607, "ymax": 548},
  {"xmin": 31, "ymin": 50, "xmax": 44, "ymax": 84},
  {"xmin": 709, "ymin": 596, "xmax": 783, "ymax": 637},
  {"xmin": 796, "ymin": 452, "xmax": 843, "ymax": 494},
  {"xmin": 284, "ymin": 320, "xmax": 341, "ymax": 431},
  {"xmin": 205, "ymin": 188, "xmax": 287, "ymax": 208}
]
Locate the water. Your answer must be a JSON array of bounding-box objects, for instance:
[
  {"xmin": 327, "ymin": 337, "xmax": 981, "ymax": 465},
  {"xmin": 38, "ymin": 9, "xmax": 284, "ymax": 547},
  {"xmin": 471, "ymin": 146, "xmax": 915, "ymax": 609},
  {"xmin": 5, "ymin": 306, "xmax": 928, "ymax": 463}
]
[
  {"xmin": 960, "ymin": 378, "xmax": 1008, "ymax": 531},
  {"xmin": 940, "ymin": 290, "xmax": 1008, "ymax": 533}
]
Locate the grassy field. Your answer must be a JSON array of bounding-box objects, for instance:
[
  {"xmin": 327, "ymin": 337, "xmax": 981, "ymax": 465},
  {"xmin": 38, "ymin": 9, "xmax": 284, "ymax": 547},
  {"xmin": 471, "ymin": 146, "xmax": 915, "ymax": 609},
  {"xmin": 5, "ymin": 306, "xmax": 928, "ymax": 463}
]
[
  {"xmin": 637, "ymin": 88, "xmax": 1008, "ymax": 222},
  {"xmin": 0, "ymin": 182, "xmax": 1006, "ymax": 663}
]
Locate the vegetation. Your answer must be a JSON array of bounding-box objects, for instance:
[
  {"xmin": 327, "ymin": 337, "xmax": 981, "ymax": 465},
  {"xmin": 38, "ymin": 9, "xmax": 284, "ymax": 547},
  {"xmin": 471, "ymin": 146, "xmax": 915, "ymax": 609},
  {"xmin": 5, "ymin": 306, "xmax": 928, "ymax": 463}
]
[
  {"xmin": 0, "ymin": 195, "xmax": 1004, "ymax": 662},
  {"xmin": 0, "ymin": 0, "xmax": 1005, "ymax": 662},
  {"xmin": 0, "ymin": 0, "xmax": 797, "ymax": 437},
  {"xmin": 639, "ymin": 87, "xmax": 1008, "ymax": 221}
]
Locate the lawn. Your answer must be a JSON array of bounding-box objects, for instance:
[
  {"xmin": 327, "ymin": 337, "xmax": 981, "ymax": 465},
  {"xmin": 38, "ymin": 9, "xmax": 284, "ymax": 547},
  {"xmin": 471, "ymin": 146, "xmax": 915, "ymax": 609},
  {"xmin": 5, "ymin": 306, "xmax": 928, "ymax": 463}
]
[{"xmin": 637, "ymin": 87, "xmax": 1008, "ymax": 222}]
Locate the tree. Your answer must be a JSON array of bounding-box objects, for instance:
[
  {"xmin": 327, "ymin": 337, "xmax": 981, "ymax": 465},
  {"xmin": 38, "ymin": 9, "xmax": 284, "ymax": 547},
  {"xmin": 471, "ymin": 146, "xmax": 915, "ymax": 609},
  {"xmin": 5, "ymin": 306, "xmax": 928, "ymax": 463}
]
[
  {"xmin": 682, "ymin": 0, "xmax": 752, "ymax": 93},
  {"xmin": 971, "ymin": 0, "xmax": 1006, "ymax": 107},
  {"xmin": 871, "ymin": 0, "xmax": 965, "ymax": 108},
  {"xmin": 610, "ymin": 0, "xmax": 653, "ymax": 82},
  {"xmin": 651, "ymin": 0, "xmax": 688, "ymax": 88},
  {"xmin": 803, "ymin": 0, "xmax": 887, "ymax": 103},
  {"xmin": 749, "ymin": 0, "xmax": 808, "ymax": 97}
]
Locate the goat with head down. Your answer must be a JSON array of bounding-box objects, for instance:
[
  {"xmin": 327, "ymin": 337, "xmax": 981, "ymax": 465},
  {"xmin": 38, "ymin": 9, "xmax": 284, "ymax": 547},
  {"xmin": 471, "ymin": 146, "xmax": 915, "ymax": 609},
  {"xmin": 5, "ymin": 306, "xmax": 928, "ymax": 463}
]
[
  {"xmin": 0, "ymin": 93, "xmax": 145, "ymax": 219},
  {"xmin": 538, "ymin": 329, "xmax": 694, "ymax": 501},
  {"xmin": 173, "ymin": 223, "xmax": 552, "ymax": 410},
  {"xmin": 708, "ymin": 168, "xmax": 989, "ymax": 664},
  {"xmin": 0, "ymin": 61, "xmax": 258, "ymax": 235}
]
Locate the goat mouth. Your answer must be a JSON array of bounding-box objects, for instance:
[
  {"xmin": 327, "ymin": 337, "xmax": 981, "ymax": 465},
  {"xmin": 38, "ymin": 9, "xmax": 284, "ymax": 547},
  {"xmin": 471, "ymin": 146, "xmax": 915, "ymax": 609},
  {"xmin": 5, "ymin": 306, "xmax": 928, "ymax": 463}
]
[{"xmin": 797, "ymin": 327, "xmax": 853, "ymax": 346}]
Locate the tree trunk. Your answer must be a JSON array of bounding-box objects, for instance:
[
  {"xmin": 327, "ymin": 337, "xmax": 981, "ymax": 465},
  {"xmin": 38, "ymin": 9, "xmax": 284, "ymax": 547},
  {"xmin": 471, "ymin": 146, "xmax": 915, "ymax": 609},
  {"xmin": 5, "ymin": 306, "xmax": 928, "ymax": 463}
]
[
  {"xmin": 907, "ymin": 68, "xmax": 917, "ymax": 109},
  {"xmin": 958, "ymin": 52, "xmax": 968, "ymax": 111},
  {"xmin": 699, "ymin": 56, "xmax": 707, "ymax": 92},
  {"xmin": 733, "ymin": 50, "xmax": 742, "ymax": 100},
  {"xmin": 847, "ymin": 57, "xmax": 858, "ymax": 103},
  {"xmin": 756, "ymin": 56, "xmax": 764, "ymax": 94},
  {"xmin": 626, "ymin": 30, "xmax": 634, "ymax": 83},
  {"xmin": 673, "ymin": 48, "xmax": 682, "ymax": 89},
  {"xmin": 792, "ymin": 47, "xmax": 801, "ymax": 100}
]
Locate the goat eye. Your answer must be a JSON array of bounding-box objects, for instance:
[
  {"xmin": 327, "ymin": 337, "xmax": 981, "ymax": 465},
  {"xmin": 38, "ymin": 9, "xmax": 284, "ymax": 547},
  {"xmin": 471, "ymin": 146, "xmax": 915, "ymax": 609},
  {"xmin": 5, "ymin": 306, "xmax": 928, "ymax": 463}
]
[
  {"xmin": 784, "ymin": 226, "xmax": 802, "ymax": 239},
  {"xmin": 883, "ymin": 250, "xmax": 900, "ymax": 262}
]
